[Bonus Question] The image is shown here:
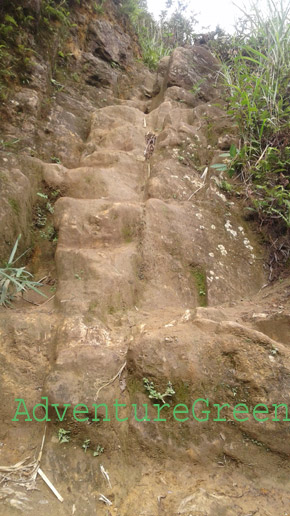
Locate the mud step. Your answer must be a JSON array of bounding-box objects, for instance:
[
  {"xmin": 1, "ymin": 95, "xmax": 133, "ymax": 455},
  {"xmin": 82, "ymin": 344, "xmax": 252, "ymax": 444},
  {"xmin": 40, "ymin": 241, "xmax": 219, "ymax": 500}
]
[{"xmin": 54, "ymin": 198, "xmax": 143, "ymax": 248}]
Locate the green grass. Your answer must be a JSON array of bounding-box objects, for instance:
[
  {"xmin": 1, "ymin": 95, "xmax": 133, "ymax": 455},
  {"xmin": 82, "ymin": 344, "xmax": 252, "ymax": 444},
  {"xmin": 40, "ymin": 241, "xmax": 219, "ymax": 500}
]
[
  {"xmin": 213, "ymin": 0, "xmax": 290, "ymax": 273},
  {"xmin": 0, "ymin": 235, "xmax": 46, "ymax": 306}
]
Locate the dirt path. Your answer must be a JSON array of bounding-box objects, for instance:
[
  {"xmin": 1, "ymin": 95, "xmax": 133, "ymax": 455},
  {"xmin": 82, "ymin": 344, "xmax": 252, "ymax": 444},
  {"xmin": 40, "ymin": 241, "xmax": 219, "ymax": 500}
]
[{"xmin": 1, "ymin": 47, "xmax": 290, "ymax": 515}]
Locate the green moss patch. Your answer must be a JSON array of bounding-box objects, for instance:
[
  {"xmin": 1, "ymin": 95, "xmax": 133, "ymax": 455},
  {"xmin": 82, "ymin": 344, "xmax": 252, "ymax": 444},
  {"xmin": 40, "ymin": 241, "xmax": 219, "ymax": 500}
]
[{"xmin": 189, "ymin": 264, "xmax": 207, "ymax": 306}]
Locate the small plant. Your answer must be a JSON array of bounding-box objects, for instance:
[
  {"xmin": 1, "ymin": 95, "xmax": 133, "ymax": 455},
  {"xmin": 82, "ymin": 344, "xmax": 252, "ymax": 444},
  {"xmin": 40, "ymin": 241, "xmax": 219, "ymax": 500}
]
[
  {"xmin": 40, "ymin": 226, "xmax": 58, "ymax": 242},
  {"xmin": 93, "ymin": 445, "xmax": 104, "ymax": 457},
  {"xmin": 0, "ymin": 138, "xmax": 20, "ymax": 151},
  {"xmin": 190, "ymin": 78, "xmax": 205, "ymax": 96},
  {"xmin": 50, "ymin": 189, "xmax": 60, "ymax": 198},
  {"xmin": 190, "ymin": 265, "xmax": 207, "ymax": 307},
  {"xmin": 82, "ymin": 439, "xmax": 91, "ymax": 452},
  {"xmin": 42, "ymin": 0, "xmax": 71, "ymax": 26},
  {"xmin": 50, "ymin": 78, "xmax": 64, "ymax": 91},
  {"xmin": 37, "ymin": 192, "xmax": 48, "ymax": 200},
  {"xmin": 220, "ymin": 180, "xmax": 233, "ymax": 193},
  {"xmin": 58, "ymin": 428, "xmax": 71, "ymax": 443},
  {"xmin": 37, "ymin": 192, "xmax": 54, "ymax": 214},
  {"xmin": 143, "ymin": 377, "xmax": 175, "ymax": 403},
  {"xmin": 51, "ymin": 156, "xmax": 61, "ymax": 164},
  {"xmin": 94, "ymin": 1, "xmax": 105, "ymax": 15},
  {"xmin": 72, "ymin": 72, "xmax": 80, "ymax": 82},
  {"xmin": 0, "ymin": 235, "xmax": 46, "ymax": 306}
]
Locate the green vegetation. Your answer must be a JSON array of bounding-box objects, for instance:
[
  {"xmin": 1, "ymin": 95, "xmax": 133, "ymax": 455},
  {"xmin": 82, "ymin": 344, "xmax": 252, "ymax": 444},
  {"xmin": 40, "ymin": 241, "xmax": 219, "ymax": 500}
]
[
  {"xmin": 220, "ymin": 180, "xmax": 233, "ymax": 193},
  {"xmin": 58, "ymin": 428, "xmax": 71, "ymax": 443},
  {"xmin": 82, "ymin": 439, "xmax": 91, "ymax": 452},
  {"xmin": 0, "ymin": 138, "xmax": 20, "ymax": 150},
  {"xmin": 190, "ymin": 265, "xmax": 207, "ymax": 306},
  {"xmin": 40, "ymin": 225, "xmax": 58, "ymax": 242},
  {"xmin": 0, "ymin": 235, "xmax": 46, "ymax": 306},
  {"xmin": 93, "ymin": 1, "xmax": 106, "ymax": 15},
  {"xmin": 0, "ymin": 0, "xmax": 76, "ymax": 100},
  {"xmin": 33, "ymin": 190, "xmax": 59, "ymax": 243},
  {"xmin": 8, "ymin": 198, "xmax": 20, "ymax": 215},
  {"xmin": 93, "ymin": 444, "xmax": 104, "ymax": 456},
  {"xmin": 122, "ymin": 0, "xmax": 197, "ymax": 69},
  {"xmin": 211, "ymin": 1, "xmax": 290, "ymax": 276},
  {"xmin": 143, "ymin": 377, "xmax": 175, "ymax": 403},
  {"xmin": 57, "ymin": 428, "xmax": 104, "ymax": 456}
]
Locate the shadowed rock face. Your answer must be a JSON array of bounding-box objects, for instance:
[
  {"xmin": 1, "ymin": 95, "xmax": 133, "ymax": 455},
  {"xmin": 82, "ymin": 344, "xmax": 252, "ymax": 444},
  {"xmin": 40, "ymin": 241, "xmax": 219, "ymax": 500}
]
[
  {"xmin": 87, "ymin": 19, "xmax": 132, "ymax": 65},
  {"xmin": 0, "ymin": 9, "xmax": 290, "ymax": 515}
]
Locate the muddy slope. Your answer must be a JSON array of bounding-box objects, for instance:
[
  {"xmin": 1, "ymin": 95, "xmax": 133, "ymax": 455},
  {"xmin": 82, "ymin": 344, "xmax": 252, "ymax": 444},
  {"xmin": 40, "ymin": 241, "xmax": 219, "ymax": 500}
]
[{"xmin": 0, "ymin": 7, "xmax": 290, "ymax": 516}]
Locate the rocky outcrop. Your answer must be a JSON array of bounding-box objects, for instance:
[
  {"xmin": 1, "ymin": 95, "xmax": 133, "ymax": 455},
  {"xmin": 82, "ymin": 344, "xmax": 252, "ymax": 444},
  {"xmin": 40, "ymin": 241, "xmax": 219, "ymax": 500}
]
[
  {"xmin": 167, "ymin": 45, "xmax": 219, "ymax": 100},
  {"xmin": 87, "ymin": 19, "xmax": 133, "ymax": 65},
  {"xmin": 0, "ymin": 10, "xmax": 290, "ymax": 516}
]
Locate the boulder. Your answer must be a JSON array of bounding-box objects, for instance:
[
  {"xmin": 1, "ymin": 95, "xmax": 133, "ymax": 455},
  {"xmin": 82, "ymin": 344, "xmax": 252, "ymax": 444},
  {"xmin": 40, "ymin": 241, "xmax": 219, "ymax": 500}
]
[{"xmin": 167, "ymin": 45, "xmax": 220, "ymax": 100}]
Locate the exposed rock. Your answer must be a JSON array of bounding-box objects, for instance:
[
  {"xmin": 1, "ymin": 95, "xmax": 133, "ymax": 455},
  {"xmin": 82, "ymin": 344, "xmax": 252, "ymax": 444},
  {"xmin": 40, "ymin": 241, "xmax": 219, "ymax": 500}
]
[
  {"xmin": 87, "ymin": 19, "xmax": 132, "ymax": 65},
  {"xmin": 21, "ymin": 0, "xmax": 41, "ymax": 15},
  {"xmin": 128, "ymin": 316, "xmax": 290, "ymax": 457},
  {"xmin": 13, "ymin": 89, "xmax": 41, "ymax": 116},
  {"xmin": 141, "ymin": 69, "xmax": 161, "ymax": 98},
  {"xmin": 167, "ymin": 45, "xmax": 220, "ymax": 100},
  {"xmin": 218, "ymin": 133, "xmax": 233, "ymax": 150},
  {"xmin": 81, "ymin": 52, "xmax": 119, "ymax": 88},
  {"xmin": 164, "ymin": 85, "xmax": 199, "ymax": 107},
  {"xmin": 157, "ymin": 55, "xmax": 171, "ymax": 76}
]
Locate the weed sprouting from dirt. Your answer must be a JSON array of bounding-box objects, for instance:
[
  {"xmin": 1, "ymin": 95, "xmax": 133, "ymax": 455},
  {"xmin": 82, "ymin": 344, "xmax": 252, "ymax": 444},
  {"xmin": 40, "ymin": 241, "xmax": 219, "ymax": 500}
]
[{"xmin": 0, "ymin": 235, "xmax": 46, "ymax": 306}]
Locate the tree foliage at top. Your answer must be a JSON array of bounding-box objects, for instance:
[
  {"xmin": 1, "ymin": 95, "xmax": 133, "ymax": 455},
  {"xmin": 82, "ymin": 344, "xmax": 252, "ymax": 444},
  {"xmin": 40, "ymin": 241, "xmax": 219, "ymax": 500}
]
[{"xmin": 122, "ymin": 0, "xmax": 198, "ymax": 69}]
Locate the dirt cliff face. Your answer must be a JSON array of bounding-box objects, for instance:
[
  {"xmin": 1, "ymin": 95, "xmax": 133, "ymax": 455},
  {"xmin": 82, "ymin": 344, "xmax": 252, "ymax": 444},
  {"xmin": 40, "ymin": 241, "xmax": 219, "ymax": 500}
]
[{"xmin": 0, "ymin": 3, "xmax": 290, "ymax": 515}]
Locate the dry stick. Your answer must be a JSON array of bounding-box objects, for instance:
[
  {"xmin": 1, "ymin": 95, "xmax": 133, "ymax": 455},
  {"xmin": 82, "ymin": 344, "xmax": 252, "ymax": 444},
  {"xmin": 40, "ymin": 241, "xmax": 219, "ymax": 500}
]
[
  {"xmin": 0, "ymin": 425, "xmax": 47, "ymax": 488},
  {"xmin": 0, "ymin": 425, "xmax": 63, "ymax": 502},
  {"xmin": 37, "ymin": 294, "xmax": 55, "ymax": 308},
  {"xmin": 255, "ymin": 144, "xmax": 269, "ymax": 166},
  {"xmin": 95, "ymin": 362, "xmax": 127, "ymax": 400},
  {"xmin": 22, "ymin": 297, "xmax": 40, "ymax": 306},
  {"xmin": 38, "ymin": 468, "xmax": 64, "ymax": 503},
  {"xmin": 36, "ymin": 426, "xmax": 64, "ymax": 502},
  {"xmin": 147, "ymin": 162, "xmax": 151, "ymax": 179},
  {"xmin": 188, "ymin": 184, "xmax": 204, "ymax": 201},
  {"xmin": 188, "ymin": 166, "xmax": 208, "ymax": 201},
  {"xmin": 34, "ymin": 424, "xmax": 47, "ymax": 479}
]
